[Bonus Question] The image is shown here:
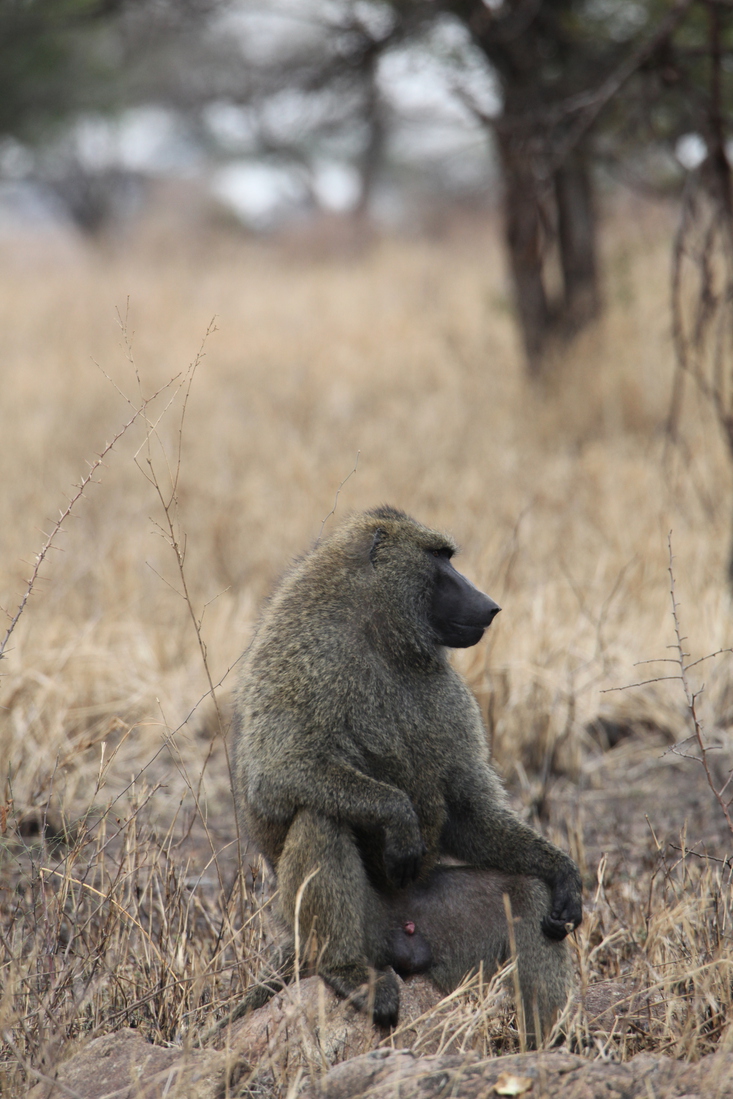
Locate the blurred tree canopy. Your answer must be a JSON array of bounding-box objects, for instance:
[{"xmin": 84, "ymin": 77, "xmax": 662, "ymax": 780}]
[
  {"xmin": 0, "ymin": 0, "xmax": 241, "ymax": 140},
  {"xmin": 0, "ymin": 0, "xmax": 107, "ymax": 140},
  {"xmin": 3, "ymin": 0, "xmax": 733, "ymax": 376},
  {"xmin": 201, "ymin": 0, "xmax": 728, "ymax": 374},
  {"xmin": 0, "ymin": 0, "xmax": 246, "ymax": 229},
  {"xmin": 0, "ymin": 0, "xmax": 155, "ymax": 141}
]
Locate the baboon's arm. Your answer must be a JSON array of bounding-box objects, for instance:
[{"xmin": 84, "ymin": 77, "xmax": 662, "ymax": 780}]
[
  {"xmin": 441, "ymin": 763, "xmax": 582, "ymax": 939},
  {"xmin": 249, "ymin": 761, "xmax": 426, "ymax": 887}
]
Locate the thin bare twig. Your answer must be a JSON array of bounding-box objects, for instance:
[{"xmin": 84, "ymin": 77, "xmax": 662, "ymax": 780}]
[
  {"xmin": 317, "ymin": 451, "xmax": 360, "ymax": 542},
  {"xmin": 666, "ymin": 532, "xmax": 733, "ymax": 835},
  {"xmin": 0, "ymin": 374, "xmax": 180, "ymax": 665},
  {"xmin": 601, "ymin": 675, "xmax": 682, "ymax": 693},
  {"xmin": 112, "ymin": 315, "xmax": 252, "ymax": 947},
  {"xmin": 601, "ymin": 532, "xmax": 733, "ymax": 835}
]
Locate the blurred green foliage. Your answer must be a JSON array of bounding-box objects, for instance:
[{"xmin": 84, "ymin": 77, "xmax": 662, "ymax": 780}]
[{"xmin": 0, "ymin": 0, "xmax": 123, "ymax": 140}]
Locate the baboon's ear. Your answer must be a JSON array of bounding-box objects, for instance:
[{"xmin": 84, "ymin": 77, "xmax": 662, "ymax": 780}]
[{"xmin": 369, "ymin": 528, "xmax": 387, "ymax": 566}]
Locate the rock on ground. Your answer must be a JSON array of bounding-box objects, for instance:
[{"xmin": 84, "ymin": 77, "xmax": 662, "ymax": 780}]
[
  {"xmin": 316, "ymin": 1047, "xmax": 733, "ymax": 1099},
  {"xmin": 24, "ymin": 976, "xmax": 443, "ymax": 1099},
  {"xmin": 24, "ymin": 975, "xmax": 726, "ymax": 1099},
  {"xmin": 26, "ymin": 1027, "xmax": 240, "ymax": 1099}
]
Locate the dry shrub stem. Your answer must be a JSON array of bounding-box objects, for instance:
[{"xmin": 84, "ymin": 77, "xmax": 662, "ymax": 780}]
[
  {"xmin": 501, "ymin": 893, "xmax": 527, "ymax": 1054},
  {"xmin": 317, "ymin": 452, "xmax": 360, "ymax": 543},
  {"xmin": 603, "ymin": 533, "xmax": 733, "ymax": 837},
  {"xmin": 0, "ymin": 373, "xmax": 182, "ymax": 666},
  {"xmin": 666, "ymin": 534, "xmax": 733, "ymax": 836},
  {"xmin": 119, "ymin": 314, "xmax": 254, "ymax": 982}
]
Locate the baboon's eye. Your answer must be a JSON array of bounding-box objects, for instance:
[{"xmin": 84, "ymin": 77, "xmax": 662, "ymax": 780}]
[{"xmin": 431, "ymin": 547, "xmax": 453, "ymax": 559}]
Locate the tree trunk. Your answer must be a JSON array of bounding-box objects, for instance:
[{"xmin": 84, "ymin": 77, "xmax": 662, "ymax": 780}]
[
  {"xmin": 355, "ymin": 60, "xmax": 384, "ymax": 218},
  {"xmin": 495, "ymin": 125, "xmax": 550, "ymax": 376},
  {"xmin": 554, "ymin": 146, "xmax": 600, "ymax": 330}
]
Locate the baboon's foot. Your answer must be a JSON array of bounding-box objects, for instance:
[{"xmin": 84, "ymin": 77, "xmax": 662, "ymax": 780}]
[{"xmin": 323, "ymin": 964, "xmax": 400, "ymax": 1028}]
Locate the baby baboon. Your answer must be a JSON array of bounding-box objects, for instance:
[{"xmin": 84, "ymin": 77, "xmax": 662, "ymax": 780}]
[
  {"xmin": 232, "ymin": 506, "xmax": 581, "ymax": 1035},
  {"xmin": 372, "ymin": 866, "xmax": 573, "ymax": 1044}
]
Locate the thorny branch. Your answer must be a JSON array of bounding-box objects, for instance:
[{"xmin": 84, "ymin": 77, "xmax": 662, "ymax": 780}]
[
  {"xmin": 666, "ymin": 533, "xmax": 733, "ymax": 835},
  {"xmin": 318, "ymin": 451, "xmax": 360, "ymax": 542},
  {"xmin": 116, "ymin": 315, "xmax": 252, "ymax": 933},
  {"xmin": 602, "ymin": 533, "xmax": 733, "ymax": 836},
  {"xmin": 0, "ymin": 374, "xmax": 181, "ymax": 666}
]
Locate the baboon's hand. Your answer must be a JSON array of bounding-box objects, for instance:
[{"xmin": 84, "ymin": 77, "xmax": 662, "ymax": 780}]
[
  {"xmin": 383, "ymin": 822, "xmax": 426, "ymax": 889},
  {"xmin": 542, "ymin": 863, "xmax": 583, "ymax": 941}
]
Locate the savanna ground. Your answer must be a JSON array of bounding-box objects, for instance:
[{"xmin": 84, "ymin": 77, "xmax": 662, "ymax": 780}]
[{"xmin": 2, "ymin": 191, "xmax": 733, "ymax": 1096}]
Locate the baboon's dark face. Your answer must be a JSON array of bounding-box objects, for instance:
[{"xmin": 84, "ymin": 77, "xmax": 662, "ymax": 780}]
[
  {"xmin": 363, "ymin": 508, "xmax": 500, "ymax": 651},
  {"xmin": 428, "ymin": 549, "xmax": 500, "ymax": 648}
]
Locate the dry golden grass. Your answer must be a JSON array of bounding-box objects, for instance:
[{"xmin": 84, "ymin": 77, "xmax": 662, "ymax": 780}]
[{"xmin": 1, "ymin": 196, "xmax": 733, "ymax": 1094}]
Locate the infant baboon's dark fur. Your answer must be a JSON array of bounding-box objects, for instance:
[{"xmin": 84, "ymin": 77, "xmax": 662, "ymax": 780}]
[
  {"xmin": 372, "ymin": 866, "xmax": 573, "ymax": 1040},
  {"xmin": 232, "ymin": 507, "xmax": 581, "ymax": 1038}
]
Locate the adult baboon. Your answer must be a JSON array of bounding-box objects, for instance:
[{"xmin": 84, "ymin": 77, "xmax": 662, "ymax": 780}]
[{"xmin": 232, "ymin": 506, "xmax": 581, "ymax": 1036}]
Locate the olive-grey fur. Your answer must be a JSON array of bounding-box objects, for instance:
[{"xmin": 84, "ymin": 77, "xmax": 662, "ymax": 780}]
[
  {"xmin": 372, "ymin": 867, "xmax": 574, "ymax": 1044},
  {"xmin": 231, "ymin": 506, "xmax": 580, "ymax": 1035}
]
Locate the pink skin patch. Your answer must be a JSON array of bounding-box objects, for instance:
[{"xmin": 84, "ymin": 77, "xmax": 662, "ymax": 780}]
[{"xmin": 404, "ymin": 921, "xmax": 416, "ymax": 935}]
